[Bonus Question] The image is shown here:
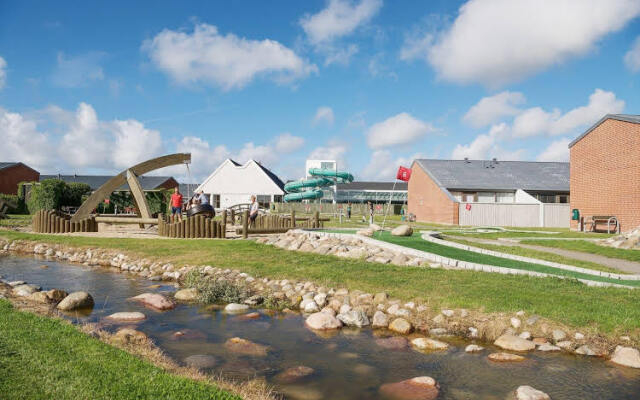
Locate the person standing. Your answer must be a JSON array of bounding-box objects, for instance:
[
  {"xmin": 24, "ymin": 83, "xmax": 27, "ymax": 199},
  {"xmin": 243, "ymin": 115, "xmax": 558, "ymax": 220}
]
[
  {"xmin": 197, "ymin": 190, "xmax": 209, "ymax": 205},
  {"xmin": 170, "ymin": 188, "xmax": 183, "ymax": 221},
  {"xmin": 249, "ymin": 195, "xmax": 259, "ymax": 227},
  {"xmin": 346, "ymin": 202, "xmax": 352, "ymax": 219},
  {"xmin": 368, "ymin": 201, "xmax": 374, "ymax": 225}
]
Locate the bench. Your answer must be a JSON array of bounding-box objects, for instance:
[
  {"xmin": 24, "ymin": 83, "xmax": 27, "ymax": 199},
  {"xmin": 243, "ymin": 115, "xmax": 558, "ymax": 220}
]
[{"xmin": 587, "ymin": 215, "xmax": 619, "ymax": 234}]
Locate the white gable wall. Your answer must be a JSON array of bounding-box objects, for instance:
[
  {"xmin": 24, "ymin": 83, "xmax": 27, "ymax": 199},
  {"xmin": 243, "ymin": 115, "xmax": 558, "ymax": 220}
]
[{"xmin": 196, "ymin": 160, "xmax": 284, "ymax": 208}]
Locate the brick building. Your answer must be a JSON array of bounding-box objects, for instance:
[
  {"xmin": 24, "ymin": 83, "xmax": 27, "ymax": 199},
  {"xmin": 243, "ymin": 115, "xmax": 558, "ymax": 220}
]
[
  {"xmin": 0, "ymin": 162, "xmax": 40, "ymax": 195},
  {"xmin": 569, "ymin": 114, "xmax": 640, "ymax": 232},
  {"xmin": 408, "ymin": 159, "xmax": 569, "ymax": 226}
]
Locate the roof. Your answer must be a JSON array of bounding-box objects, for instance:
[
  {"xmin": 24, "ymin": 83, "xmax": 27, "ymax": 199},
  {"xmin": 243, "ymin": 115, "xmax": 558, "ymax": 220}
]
[
  {"xmin": 0, "ymin": 162, "xmax": 18, "ymax": 171},
  {"xmin": 414, "ymin": 159, "xmax": 569, "ymax": 192},
  {"xmin": 178, "ymin": 183, "xmax": 200, "ymax": 197},
  {"xmin": 197, "ymin": 159, "xmax": 285, "ymax": 194},
  {"xmin": 40, "ymin": 174, "xmax": 176, "ymax": 191},
  {"xmin": 255, "ymin": 161, "xmax": 285, "ymax": 191},
  {"xmin": 569, "ymin": 114, "xmax": 640, "ymax": 148},
  {"xmin": 336, "ymin": 181, "xmax": 408, "ymax": 191}
]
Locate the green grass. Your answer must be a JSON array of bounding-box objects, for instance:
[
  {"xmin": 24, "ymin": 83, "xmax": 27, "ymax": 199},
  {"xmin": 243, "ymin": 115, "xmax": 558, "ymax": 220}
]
[
  {"xmin": 2, "ymin": 231, "xmax": 640, "ymax": 336},
  {"xmin": 0, "ymin": 214, "xmax": 31, "ymax": 228},
  {"xmin": 521, "ymin": 239, "xmax": 640, "ymax": 263},
  {"xmin": 373, "ymin": 231, "xmax": 640, "ymax": 287},
  {"xmin": 0, "ymin": 299, "xmax": 239, "ymax": 400},
  {"xmin": 444, "ymin": 236, "xmax": 630, "ymax": 275}
]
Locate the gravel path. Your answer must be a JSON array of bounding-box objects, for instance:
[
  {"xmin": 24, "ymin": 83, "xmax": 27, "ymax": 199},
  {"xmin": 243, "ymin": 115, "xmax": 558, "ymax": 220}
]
[{"xmin": 451, "ymin": 236, "xmax": 640, "ymax": 275}]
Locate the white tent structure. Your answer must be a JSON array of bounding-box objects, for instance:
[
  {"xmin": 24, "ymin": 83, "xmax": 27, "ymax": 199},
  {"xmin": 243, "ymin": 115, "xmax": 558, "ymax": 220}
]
[{"xmin": 196, "ymin": 159, "xmax": 285, "ymax": 209}]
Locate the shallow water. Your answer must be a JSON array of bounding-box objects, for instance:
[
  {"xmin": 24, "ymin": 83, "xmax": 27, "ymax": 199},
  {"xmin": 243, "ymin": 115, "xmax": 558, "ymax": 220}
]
[{"xmin": 1, "ymin": 255, "xmax": 640, "ymax": 400}]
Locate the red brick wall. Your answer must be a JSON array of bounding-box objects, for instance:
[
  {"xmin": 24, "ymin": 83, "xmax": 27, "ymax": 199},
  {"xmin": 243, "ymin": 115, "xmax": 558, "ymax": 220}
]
[
  {"xmin": 570, "ymin": 119, "xmax": 640, "ymax": 231},
  {"xmin": 408, "ymin": 163, "xmax": 458, "ymax": 224},
  {"xmin": 0, "ymin": 164, "xmax": 39, "ymax": 195}
]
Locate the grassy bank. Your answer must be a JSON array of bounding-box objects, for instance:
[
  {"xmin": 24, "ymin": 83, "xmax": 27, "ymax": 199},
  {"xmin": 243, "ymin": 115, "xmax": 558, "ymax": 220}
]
[
  {"xmin": 522, "ymin": 239, "xmax": 640, "ymax": 262},
  {"xmin": 374, "ymin": 231, "xmax": 640, "ymax": 287},
  {"xmin": 0, "ymin": 299, "xmax": 239, "ymax": 400},
  {"xmin": 1, "ymin": 231, "xmax": 640, "ymax": 337},
  {"xmin": 443, "ymin": 236, "xmax": 630, "ymax": 275}
]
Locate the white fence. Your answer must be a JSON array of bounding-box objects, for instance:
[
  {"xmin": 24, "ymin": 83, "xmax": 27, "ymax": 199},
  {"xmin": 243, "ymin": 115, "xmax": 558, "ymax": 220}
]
[{"xmin": 458, "ymin": 203, "xmax": 570, "ymax": 228}]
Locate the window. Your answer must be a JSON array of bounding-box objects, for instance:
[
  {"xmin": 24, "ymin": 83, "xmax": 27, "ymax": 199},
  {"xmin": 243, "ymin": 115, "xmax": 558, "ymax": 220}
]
[
  {"xmin": 320, "ymin": 162, "xmax": 336, "ymax": 170},
  {"xmin": 558, "ymin": 195, "xmax": 569, "ymax": 204},
  {"xmin": 477, "ymin": 192, "xmax": 496, "ymax": 203},
  {"xmin": 256, "ymin": 195, "xmax": 271, "ymax": 208},
  {"xmin": 212, "ymin": 194, "xmax": 220, "ymax": 208},
  {"xmin": 273, "ymin": 195, "xmax": 283, "ymax": 203},
  {"xmin": 496, "ymin": 192, "xmax": 514, "ymax": 203}
]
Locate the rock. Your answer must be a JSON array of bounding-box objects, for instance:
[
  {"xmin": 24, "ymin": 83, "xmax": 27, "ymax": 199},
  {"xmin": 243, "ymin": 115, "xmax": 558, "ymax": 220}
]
[
  {"xmin": 429, "ymin": 328, "xmax": 448, "ymax": 336},
  {"xmin": 389, "ymin": 318, "xmax": 413, "ymax": 334},
  {"xmin": 514, "ymin": 386, "xmax": 551, "ymax": 400},
  {"xmin": 300, "ymin": 299, "xmax": 320, "ymax": 313},
  {"xmin": 28, "ymin": 291, "xmax": 50, "ymax": 303},
  {"xmin": 574, "ymin": 332, "xmax": 585, "ymax": 340},
  {"xmin": 279, "ymin": 385, "xmax": 323, "ymax": 400},
  {"xmin": 375, "ymin": 336, "xmax": 409, "ymax": 350},
  {"xmin": 432, "ymin": 314, "xmax": 446, "ymax": 325},
  {"xmin": 320, "ymin": 307, "xmax": 336, "ymax": 316},
  {"xmin": 411, "ymin": 338, "xmax": 449, "ymax": 351},
  {"xmin": 526, "ymin": 315, "xmax": 540, "ymax": 326},
  {"xmin": 391, "ymin": 225, "xmax": 413, "ymax": 237},
  {"xmin": 494, "ymin": 334, "xmax": 535, "ymax": 352},
  {"xmin": 532, "ymin": 337, "xmax": 548, "ymax": 345},
  {"xmin": 465, "ymin": 344, "xmax": 484, "ymax": 353},
  {"xmin": 8, "ymin": 280, "xmax": 25, "ymax": 287},
  {"xmin": 519, "ymin": 331, "xmax": 532, "ymax": 340},
  {"xmin": 372, "ymin": 311, "xmax": 389, "ymax": 328},
  {"xmin": 46, "ymin": 289, "xmax": 68, "ymax": 302},
  {"xmin": 305, "ymin": 312, "xmax": 342, "ymax": 330},
  {"xmin": 184, "ymin": 354, "xmax": 217, "ymax": 369},
  {"xmin": 224, "ymin": 303, "xmax": 249, "ymax": 313},
  {"xmin": 441, "ymin": 309, "xmax": 454, "ymax": 317},
  {"xmin": 511, "ymin": 317, "xmax": 522, "ymax": 329},
  {"xmin": 171, "ymin": 329, "xmax": 206, "ymax": 340},
  {"xmin": 610, "ymin": 346, "xmax": 640, "ymax": 368},
  {"xmin": 313, "ymin": 293, "xmax": 327, "ymax": 308},
  {"xmin": 224, "ymin": 337, "xmax": 269, "ymax": 357},
  {"xmin": 488, "ymin": 352, "xmax": 526, "ymax": 362},
  {"xmin": 370, "ymin": 224, "xmax": 382, "ymax": 232},
  {"xmin": 57, "ymin": 291, "xmax": 94, "ymax": 311},
  {"xmin": 575, "ymin": 345, "xmax": 600, "ymax": 356},
  {"xmin": 357, "ymin": 229, "xmax": 374, "ymax": 237},
  {"xmin": 537, "ymin": 343, "xmax": 561, "ymax": 352},
  {"xmin": 106, "ymin": 312, "xmax": 146, "ymax": 322},
  {"xmin": 236, "ymin": 312, "xmax": 261, "ymax": 321},
  {"xmin": 12, "ymin": 284, "xmax": 37, "ymax": 297},
  {"xmin": 379, "ymin": 376, "xmax": 439, "ymax": 400},
  {"xmin": 275, "ymin": 366, "xmax": 315, "ymax": 383},
  {"xmin": 174, "ymin": 288, "xmax": 199, "ymax": 301},
  {"xmin": 337, "ymin": 310, "xmax": 370, "ymax": 328},
  {"xmin": 339, "ymin": 304, "xmax": 352, "ymax": 314},
  {"xmin": 112, "ymin": 328, "xmax": 148, "ymax": 345},
  {"xmin": 244, "ymin": 295, "xmax": 263, "ymax": 306},
  {"xmin": 556, "ymin": 341, "xmax": 573, "ymax": 350},
  {"xmin": 130, "ymin": 293, "xmax": 175, "ymax": 311},
  {"xmin": 552, "ymin": 329, "xmax": 566, "ymax": 342},
  {"xmin": 374, "ymin": 292, "xmax": 388, "ymax": 303}
]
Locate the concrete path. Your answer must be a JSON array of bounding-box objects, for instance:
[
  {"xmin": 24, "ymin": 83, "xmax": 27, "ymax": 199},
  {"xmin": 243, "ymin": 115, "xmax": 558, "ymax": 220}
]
[{"xmin": 449, "ymin": 236, "xmax": 640, "ymax": 275}]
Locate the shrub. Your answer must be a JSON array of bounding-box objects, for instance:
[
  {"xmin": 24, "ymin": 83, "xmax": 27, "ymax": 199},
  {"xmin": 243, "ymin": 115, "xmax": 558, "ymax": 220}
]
[
  {"xmin": 26, "ymin": 179, "xmax": 66, "ymax": 213},
  {"xmin": 61, "ymin": 183, "xmax": 91, "ymax": 207},
  {"xmin": 0, "ymin": 194, "xmax": 27, "ymax": 214},
  {"xmin": 183, "ymin": 269, "xmax": 252, "ymax": 304}
]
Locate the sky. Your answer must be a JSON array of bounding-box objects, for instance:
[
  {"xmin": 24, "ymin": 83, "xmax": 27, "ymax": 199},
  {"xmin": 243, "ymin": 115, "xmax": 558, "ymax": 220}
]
[{"xmin": 1, "ymin": 0, "xmax": 640, "ymax": 183}]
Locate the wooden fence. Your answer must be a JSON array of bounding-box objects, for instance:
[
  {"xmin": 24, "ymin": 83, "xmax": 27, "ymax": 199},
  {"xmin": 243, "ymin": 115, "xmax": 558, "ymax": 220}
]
[
  {"xmin": 458, "ymin": 203, "xmax": 570, "ymax": 228},
  {"xmin": 158, "ymin": 211, "xmax": 227, "ymax": 239},
  {"xmin": 237, "ymin": 210, "xmax": 327, "ymax": 238},
  {"xmin": 32, "ymin": 209, "xmax": 97, "ymax": 233}
]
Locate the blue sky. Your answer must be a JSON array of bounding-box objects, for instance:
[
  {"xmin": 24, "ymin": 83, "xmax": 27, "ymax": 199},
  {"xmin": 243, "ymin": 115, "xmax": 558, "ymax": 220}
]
[{"xmin": 1, "ymin": 0, "xmax": 639, "ymax": 183}]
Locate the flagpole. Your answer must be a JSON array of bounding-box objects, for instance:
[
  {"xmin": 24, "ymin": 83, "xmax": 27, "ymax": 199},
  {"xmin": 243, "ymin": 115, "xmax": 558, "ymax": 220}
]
[{"xmin": 381, "ymin": 179, "xmax": 398, "ymax": 231}]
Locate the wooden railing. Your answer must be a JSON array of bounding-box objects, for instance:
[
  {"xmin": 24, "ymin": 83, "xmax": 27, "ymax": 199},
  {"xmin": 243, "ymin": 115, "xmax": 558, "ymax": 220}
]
[
  {"xmin": 157, "ymin": 211, "xmax": 227, "ymax": 239},
  {"xmin": 32, "ymin": 210, "xmax": 97, "ymax": 233}
]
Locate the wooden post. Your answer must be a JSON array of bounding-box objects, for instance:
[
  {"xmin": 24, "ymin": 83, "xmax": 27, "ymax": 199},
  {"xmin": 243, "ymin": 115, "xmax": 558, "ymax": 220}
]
[
  {"xmin": 314, "ymin": 211, "xmax": 319, "ymax": 228},
  {"xmin": 230, "ymin": 209, "xmax": 235, "ymax": 225},
  {"xmin": 221, "ymin": 210, "xmax": 227, "ymax": 239},
  {"xmin": 291, "ymin": 210, "xmax": 296, "ymax": 228},
  {"xmin": 64, "ymin": 219, "xmax": 70, "ymax": 233},
  {"xmin": 242, "ymin": 210, "xmax": 249, "ymax": 239}
]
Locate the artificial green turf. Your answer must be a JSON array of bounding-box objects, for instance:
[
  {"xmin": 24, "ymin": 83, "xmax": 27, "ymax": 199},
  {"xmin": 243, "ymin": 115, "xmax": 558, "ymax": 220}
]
[
  {"xmin": 521, "ymin": 239, "xmax": 640, "ymax": 263},
  {"xmin": 437, "ymin": 229, "xmax": 613, "ymax": 240},
  {"xmin": 373, "ymin": 231, "xmax": 640, "ymax": 287},
  {"xmin": 2, "ymin": 231, "xmax": 640, "ymax": 336},
  {"xmin": 0, "ymin": 300, "xmax": 240, "ymax": 400}
]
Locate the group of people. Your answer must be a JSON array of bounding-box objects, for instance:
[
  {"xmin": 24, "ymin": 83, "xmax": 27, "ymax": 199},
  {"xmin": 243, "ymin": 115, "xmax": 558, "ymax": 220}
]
[{"xmin": 169, "ymin": 187, "xmax": 210, "ymax": 221}]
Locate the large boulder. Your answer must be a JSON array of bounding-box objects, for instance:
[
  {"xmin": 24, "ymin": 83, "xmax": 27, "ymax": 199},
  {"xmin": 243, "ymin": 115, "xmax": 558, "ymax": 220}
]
[
  {"xmin": 305, "ymin": 312, "xmax": 342, "ymax": 330},
  {"xmin": 411, "ymin": 338, "xmax": 449, "ymax": 351},
  {"xmin": 379, "ymin": 376, "xmax": 439, "ymax": 400},
  {"xmin": 494, "ymin": 334, "xmax": 535, "ymax": 352},
  {"xmin": 224, "ymin": 303, "xmax": 250, "ymax": 313},
  {"xmin": 610, "ymin": 346, "xmax": 640, "ymax": 368},
  {"xmin": 46, "ymin": 289, "xmax": 68, "ymax": 302},
  {"xmin": 372, "ymin": 310, "xmax": 389, "ymax": 328},
  {"xmin": 57, "ymin": 291, "xmax": 94, "ymax": 311},
  {"xmin": 337, "ymin": 310, "xmax": 370, "ymax": 328},
  {"xmin": 130, "ymin": 293, "xmax": 175, "ymax": 311},
  {"xmin": 28, "ymin": 291, "xmax": 51, "ymax": 303},
  {"xmin": 12, "ymin": 284, "xmax": 37, "ymax": 297},
  {"xmin": 391, "ymin": 225, "xmax": 413, "ymax": 237},
  {"xmin": 513, "ymin": 386, "xmax": 551, "ymax": 400},
  {"xmin": 174, "ymin": 288, "xmax": 199, "ymax": 301},
  {"xmin": 224, "ymin": 337, "xmax": 269, "ymax": 357},
  {"xmin": 389, "ymin": 318, "xmax": 413, "ymax": 334},
  {"xmin": 275, "ymin": 366, "xmax": 315, "ymax": 383},
  {"xmin": 106, "ymin": 312, "xmax": 146, "ymax": 322}
]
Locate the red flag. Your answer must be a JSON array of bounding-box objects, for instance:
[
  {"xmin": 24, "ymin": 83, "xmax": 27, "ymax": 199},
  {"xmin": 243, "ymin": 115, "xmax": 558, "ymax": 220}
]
[
  {"xmin": 396, "ymin": 166, "xmax": 412, "ymax": 181},
  {"xmin": 104, "ymin": 198, "xmax": 110, "ymax": 204}
]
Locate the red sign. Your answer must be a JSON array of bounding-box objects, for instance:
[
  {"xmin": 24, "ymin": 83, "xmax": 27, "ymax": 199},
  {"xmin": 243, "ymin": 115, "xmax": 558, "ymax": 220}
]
[
  {"xmin": 104, "ymin": 198, "xmax": 110, "ymax": 204},
  {"xmin": 396, "ymin": 166, "xmax": 412, "ymax": 182},
  {"xmin": 465, "ymin": 203, "xmax": 471, "ymax": 211}
]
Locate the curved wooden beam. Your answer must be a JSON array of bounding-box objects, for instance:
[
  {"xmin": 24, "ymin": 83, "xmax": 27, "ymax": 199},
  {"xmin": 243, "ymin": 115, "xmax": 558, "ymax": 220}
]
[{"xmin": 71, "ymin": 153, "xmax": 191, "ymax": 222}]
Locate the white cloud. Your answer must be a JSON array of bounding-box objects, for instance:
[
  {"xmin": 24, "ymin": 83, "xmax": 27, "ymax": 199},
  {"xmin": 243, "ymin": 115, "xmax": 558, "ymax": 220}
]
[
  {"xmin": 274, "ymin": 133, "xmax": 305, "ymax": 153},
  {"xmin": 536, "ymin": 138, "xmax": 572, "ymax": 162},
  {"xmin": 308, "ymin": 141, "xmax": 349, "ymax": 169},
  {"xmin": 366, "ymin": 112, "xmax": 434, "ymax": 149},
  {"xmin": 624, "ymin": 36, "xmax": 640, "ymax": 72},
  {"xmin": 0, "ymin": 56, "xmax": 6, "ymax": 90},
  {"xmin": 0, "ymin": 107, "xmax": 52, "ymax": 171},
  {"xmin": 463, "ymin": 91, "xmax": 525, "ymax": 128},
  {"xmin": 313, "ymin": 106, "xmax": 335, "ymax": 126},
  {"xmin": 512, "ymin": 89, "xmax": 624, "ymax": 138},
  {"xmin": 51, "ymin": 52, "xmax": 106, "ymax": 88},
  {"xmin": 143, "ymin": 23, "xmax": 317, "ymax": 90},
  {"xmin": 58, "ymin": 103, "xmax": 111, "ymax": 168},
  {"xmin": 451, "ymin": 123, "xmax": 524, "ymax": 160},
  {"xmin": 300, "ymin": 0, "xmax": 383, "ymax": 44},
  {"xmin": 111, "ymin": 120, "xmax": 164, "ymax": 169},
  {"xmin": 361, "ymin": 150, "xmax": 424, "ymax": 180},
  {"xmin": 322, "ymin": 43, "xmax": 359, "ymax": 66},
  {"xmin": 403, "ymin": 0, "xmax": 640, "ymax": 87}
]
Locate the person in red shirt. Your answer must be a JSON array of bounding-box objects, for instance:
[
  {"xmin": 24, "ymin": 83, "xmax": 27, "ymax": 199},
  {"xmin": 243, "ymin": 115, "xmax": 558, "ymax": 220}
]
[{"xmin": 170, "ymin": 188, "xmax": 183, "ymax": 221}]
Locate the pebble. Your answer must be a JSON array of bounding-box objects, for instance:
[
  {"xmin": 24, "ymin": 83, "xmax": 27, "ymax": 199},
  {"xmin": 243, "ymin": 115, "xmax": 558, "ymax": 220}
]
[
  {"xmin": 465, "ymin": 344, "xmax": 484, "ymax": 353},
  {"xmin": 224, "ymin": 303, "xmax": 250, "ymax": 313},
  {"xmin": 106, "ymin": 312, "xmax": 146, "ymax": 322}
]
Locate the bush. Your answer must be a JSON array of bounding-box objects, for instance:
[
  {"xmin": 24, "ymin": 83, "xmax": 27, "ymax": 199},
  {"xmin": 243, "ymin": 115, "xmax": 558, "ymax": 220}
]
[
  {"xmin": 0, "ymin": 194, "xmax": 27, "ymax": 214},
  {"xmin": 183, "ymin": 270, "xmax": 252, "ymax": 304},
  {"xmin": 61, "ymin": 183, "xmax": 91, "ymax": 207},
  {"xmin": 27, "ymin": 179, "xmax": 66, "ymax": 213}
]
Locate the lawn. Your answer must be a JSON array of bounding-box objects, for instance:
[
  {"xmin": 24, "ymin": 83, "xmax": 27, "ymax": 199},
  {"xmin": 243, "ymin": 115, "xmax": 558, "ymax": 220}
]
[
  {"xmin": 373, "ymin": 231, "xmax": 640, "ymax": 287},
  {"xmin": 443, "ymin": 236, "xmax": 631, "ymax": 275},
  {"xmin": 0, "ymin": 299, "xmax": 239, "ymax": 400},
  {"xmin": 521, "ymin": 239, "xmax": 640, "ymax": 263},
  {"xmin": 1, "ymin": 231, "xmax": 640, "ymax": 336}
]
